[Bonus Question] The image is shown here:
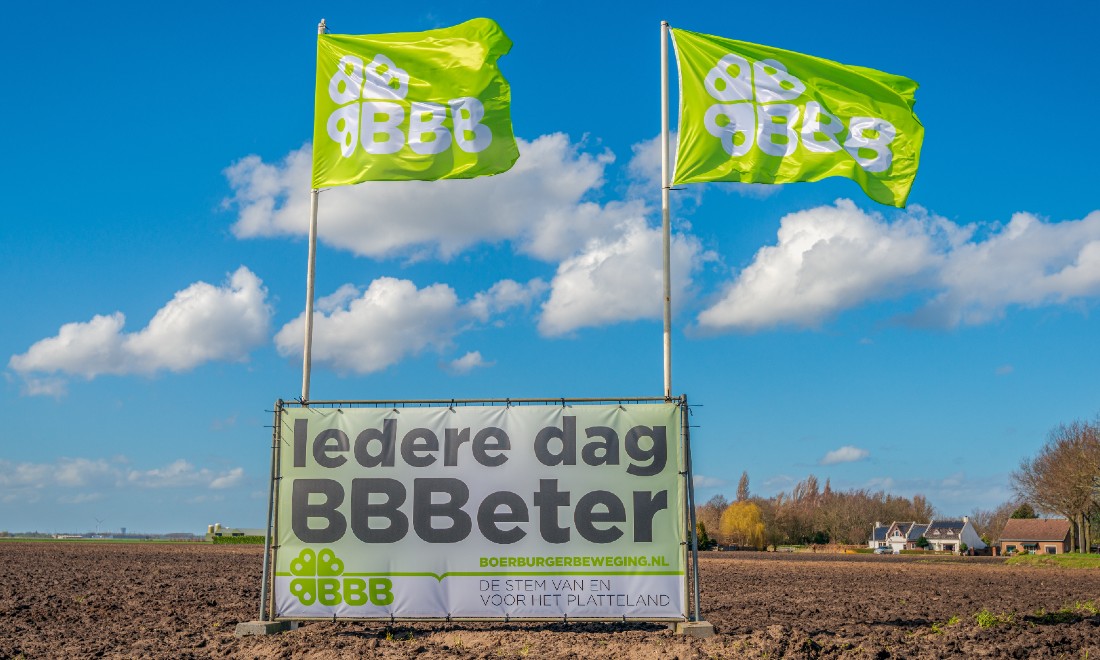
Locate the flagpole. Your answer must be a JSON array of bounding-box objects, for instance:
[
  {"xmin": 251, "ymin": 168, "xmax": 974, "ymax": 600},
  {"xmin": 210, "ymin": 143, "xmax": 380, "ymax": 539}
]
[
  {"xmin": 660, "ymin": 21, "xmax": 672, "ymax": 400},
  {"xmin": 301, "ymin": 17, "xmax": 326, "ymax": 403}
]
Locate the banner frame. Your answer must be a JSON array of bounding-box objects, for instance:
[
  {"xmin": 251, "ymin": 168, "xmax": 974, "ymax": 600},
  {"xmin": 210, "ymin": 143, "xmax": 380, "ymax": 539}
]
[{"xmin": 259, "ymin": 396, "xmax": 701, "ymax": 624}]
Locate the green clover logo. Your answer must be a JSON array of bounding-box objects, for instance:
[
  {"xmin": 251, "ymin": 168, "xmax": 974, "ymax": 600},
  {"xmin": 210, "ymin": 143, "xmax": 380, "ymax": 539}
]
[{"xmin": 289, "ymin": 548, "xmax": 345, "ymax": 606}]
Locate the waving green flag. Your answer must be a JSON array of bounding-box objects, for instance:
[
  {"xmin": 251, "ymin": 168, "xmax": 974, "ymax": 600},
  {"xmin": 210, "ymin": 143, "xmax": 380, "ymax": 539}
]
[
  {"xmin": 671, "ymin": 28, "xmax": 923, "ymax": 207},
  {"xmin": 312, "ymin": 18, "xmax": 519, "ymax": 187}
]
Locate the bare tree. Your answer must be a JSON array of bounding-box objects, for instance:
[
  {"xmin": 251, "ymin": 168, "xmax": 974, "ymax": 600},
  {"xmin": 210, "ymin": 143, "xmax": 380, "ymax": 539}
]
[
  {"xmin": 696, "ymin": 494, "xmax": 729, "ymax": 544},
  {"xmin": 736, "ymin": 471, "xmax": 750, "ymax": 502},
  {"xmin": 1013, "ymin": 419, "xmax": 1100, "ymax": 552},
  {"xmin": 970, "ymin": 499, "xmax": 1020, "ymax": 545}
]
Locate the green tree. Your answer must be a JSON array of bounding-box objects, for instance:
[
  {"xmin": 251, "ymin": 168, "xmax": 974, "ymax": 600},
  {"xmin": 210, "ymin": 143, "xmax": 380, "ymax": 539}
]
[
  {"xmin": 1011, "ymin": 503, "xmax": 1038, "ymax": 519},
  {"xmin": 696, "ymin": 521, "xmax": 713, "ymax": 550},
  {"xmin": 916, "ymin": 536, "xmax": 929, "ymax": 549}
]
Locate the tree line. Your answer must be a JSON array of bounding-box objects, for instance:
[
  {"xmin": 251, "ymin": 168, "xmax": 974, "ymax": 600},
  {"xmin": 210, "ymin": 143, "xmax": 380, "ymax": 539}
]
[
  {"xmin": 696, "ymin": 417, "xmax": 1100, "ymax": 551},
  {"xmin": 695, "ymin": 472, "xmax": 936, "ymax": 548}
]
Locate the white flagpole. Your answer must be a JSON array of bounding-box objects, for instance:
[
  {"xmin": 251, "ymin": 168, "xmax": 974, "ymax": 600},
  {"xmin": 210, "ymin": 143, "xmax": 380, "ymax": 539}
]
[
  {"xmin": 301, "ymin": 18, "xmax": 326, "ymax": 402},
  {"xmin": 661, "ymin": 21, "xmax": 672, "ymax": 400}
]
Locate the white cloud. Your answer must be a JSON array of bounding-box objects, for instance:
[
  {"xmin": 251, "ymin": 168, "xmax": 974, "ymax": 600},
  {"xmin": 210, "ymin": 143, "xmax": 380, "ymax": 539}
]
[
  {"xmin": 820, "ymin": 445, "xmax": 870, "ymax": 465},
  {"xmin": 698, "ymin": 200, "xmax": 945, "ymax": 331},
  {"xmin": 125, "ymin": 460, "xmax": 244, "ymax": 489},
  {"xmin": 699, "ymin": 202, "xmax": 1100, "ymax": 332},
  {"xmin": 693, "ymin": 475, "xmax": 727, "ymax": 489},
  {"xmin": 539, "ymin": 220, "xmax": 711, "ymax": 336},
  {"xmin": 0, "ymin": 457, "xmax": 117, "ymax": 489},
  {"xmin": 224, "ymin": 134, "xmax": 634, "ymax": 262},
  {"xmin": 208, "ymin": 468, "xmax": 245, "ymax": 490},
  {"xmin": 275, "ymin": 277, "xmax": 465, "ymax": 375},
  {"xmin": 446, "ymin": 351, "xmax": 493, "ymax": 374},
  {"xmin": 277, "ymin": 276, "xmax": 556, "ymax": 376},
  {"xmin": 0, "ymin": 457, "xmax": 244, "ymax": 502},
  {"xmin": 9, "ymin": 267, "xmax": 271, "ymax": 390},
  {"xmin": 916, "ymin": 210, "xmax": 1100, "ymax": 325},
  {"xmin": 468, "ymin": 279, "xmax": 548, "ymax": 322}
]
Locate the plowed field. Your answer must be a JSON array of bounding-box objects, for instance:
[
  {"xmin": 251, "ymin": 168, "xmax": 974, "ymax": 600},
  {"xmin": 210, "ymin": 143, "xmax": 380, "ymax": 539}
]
[{"xmin": 2, "ymin": 542, "xmax": 1098, "ymax": 658}]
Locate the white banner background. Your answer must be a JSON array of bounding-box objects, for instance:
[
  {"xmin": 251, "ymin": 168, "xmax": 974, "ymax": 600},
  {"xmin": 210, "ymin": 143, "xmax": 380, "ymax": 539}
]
[{"xmin": 272, "ymin": 402, "xmax": 686, "ymax": 620}]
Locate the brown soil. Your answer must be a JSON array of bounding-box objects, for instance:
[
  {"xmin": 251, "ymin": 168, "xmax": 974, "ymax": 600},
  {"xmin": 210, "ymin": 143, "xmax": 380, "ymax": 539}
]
[{"xmin": 1, "ymin": 542, "xmax": 1098, "ymax": 658}]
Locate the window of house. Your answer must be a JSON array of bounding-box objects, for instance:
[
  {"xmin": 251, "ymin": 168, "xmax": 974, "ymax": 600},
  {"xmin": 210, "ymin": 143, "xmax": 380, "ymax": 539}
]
[
  {"xmin": 1005, "ymin": 544, "xmax": 1017, "ymax": 553},
  {"xmin": 1023, "ymin": 543, "xmax": 1038, "ymax": 552},
  {"xmin": 1044, "ymin": 546, "xmax": 1057, "ymax": 554}
]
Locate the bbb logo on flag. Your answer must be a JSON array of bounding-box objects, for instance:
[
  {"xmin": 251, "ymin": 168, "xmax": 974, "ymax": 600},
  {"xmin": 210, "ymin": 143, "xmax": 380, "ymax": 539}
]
[
  {"xmin": 703, "ymin": 54, "xmax": 896, "ymax": 172},
  {"xmin": 324, "ymin": 54, "xmax": 492, "ymax": 158}
]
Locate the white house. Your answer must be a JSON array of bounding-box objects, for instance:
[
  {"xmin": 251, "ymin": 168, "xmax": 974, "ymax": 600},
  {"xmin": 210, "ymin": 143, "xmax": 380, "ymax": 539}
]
[
  {"xmin": 871, "ymin": 518, "xmax": 986, "ymax": 554},
  {"xmin": 869, "ymin": 522, "xmax": 889, "ymax": 549},
  {"xmin": 922, "ymin": 517, "xmax": 986, "ymax": 553},
  {"xmin": 884, "ymin": 521, "xmax": 928, "ymax": 552}
]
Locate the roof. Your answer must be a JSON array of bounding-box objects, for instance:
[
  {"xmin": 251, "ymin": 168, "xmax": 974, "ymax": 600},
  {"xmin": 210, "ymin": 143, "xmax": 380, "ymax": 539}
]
[
  {"xmin": 872, "ymin": 524, "xmax": 888, "ymax": 542},
  {"xmin": 924, "ymin": 520, "xmax": 965, "ymax": 540},
  {"xmin": 908, "ymin": 524, "xmax": 928, "ymax": 540},
  {"xmin": 887, "ymin": 522, "xmax": 914, "ymax": 536},
  {"xmin": 1000, "ymin": 518, "xmax": 1072, "ymax": 542}
]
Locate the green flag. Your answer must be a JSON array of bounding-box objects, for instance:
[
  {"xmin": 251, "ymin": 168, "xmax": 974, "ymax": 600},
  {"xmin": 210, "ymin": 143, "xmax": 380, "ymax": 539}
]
[
  {"xmin": 671, "ymin": 28, "xmax": 923, "ymax": 207},
  {"xmin": 312, "ymin": 18, "xmax": 519, "ymax": 187}
]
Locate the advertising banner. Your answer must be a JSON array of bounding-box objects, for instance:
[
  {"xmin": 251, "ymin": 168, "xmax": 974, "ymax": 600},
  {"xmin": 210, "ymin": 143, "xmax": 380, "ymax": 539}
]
[{"xmin": 272, "ymin": 402, "xmax": 686, "ymax": 620}]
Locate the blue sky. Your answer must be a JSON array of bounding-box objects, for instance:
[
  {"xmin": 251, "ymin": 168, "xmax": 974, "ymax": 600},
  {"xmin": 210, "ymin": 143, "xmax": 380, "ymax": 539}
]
[{"xmin": 2, "ymin": 1, "xmax": 1098, "ymax": 534}]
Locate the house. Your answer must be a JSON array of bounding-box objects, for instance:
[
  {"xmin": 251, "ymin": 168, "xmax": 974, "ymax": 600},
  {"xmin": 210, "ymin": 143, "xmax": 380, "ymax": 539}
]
[
  {"xmin": 922, "ymin": 518, "xmax": 987, "ymax": 553},
  {"xmin": 998, "ymin": 518, "xmax": 1072, "ymax": 555},
  {"xmin": 884, "ymin": 521, "xmax": 929, "ymax": 552},
  {"xmin": 869, "ymin": 522, "xmax": 889, "ymax": 549},
  {"xmin": 870, "ymin": 518, "xmax": 987, "ymax": 554}
]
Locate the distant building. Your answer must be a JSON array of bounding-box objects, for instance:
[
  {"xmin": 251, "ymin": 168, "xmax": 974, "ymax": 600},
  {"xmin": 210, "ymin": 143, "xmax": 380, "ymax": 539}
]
[
  {"xmin": 206, "ymin": 523, "xmax": 265, "ymax": 541},
  {"xmin": 884, "ymin": 521, "xmax": 929, "ymax": 552},
  {"xmin": 998, "ymin": 518, "xmax": 1072, "ymax": 555},
  {"xmin": 870, "ymin": 518, "xmax": 987, "ymax": 554},
  {"xmin": 922, "ymin": 518, "xmax": 986, "ymax": 553},
  {"xmin": 869, "ymin": 522, "xmax": 889, "ymax": 549}
]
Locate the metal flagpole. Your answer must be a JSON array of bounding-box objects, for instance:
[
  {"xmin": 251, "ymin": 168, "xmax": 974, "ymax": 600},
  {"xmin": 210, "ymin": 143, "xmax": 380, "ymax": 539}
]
[
  {"xmin": 301, "ymin": 189, "xmax": 319, "ymax": 401},
  {"xmin": 301, "ymin": 18, "xmax": 327, "ymax": 402},
  {"xmin": 660, "ymin": 21, "xmax": 673, "ymax": 400}
]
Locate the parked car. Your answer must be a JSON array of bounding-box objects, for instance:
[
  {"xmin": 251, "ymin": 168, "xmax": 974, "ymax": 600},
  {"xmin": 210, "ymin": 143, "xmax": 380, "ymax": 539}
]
[{"xmin": 873, "ymin": 546, "xmax": 892, "ymax": 555}]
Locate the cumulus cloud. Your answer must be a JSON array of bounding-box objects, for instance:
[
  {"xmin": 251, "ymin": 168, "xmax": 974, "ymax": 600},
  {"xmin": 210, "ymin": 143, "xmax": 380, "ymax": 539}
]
[
  {"xmin": 539, "ymin": 220, "xmax": 712, "ymax": 336},
  {"xmin": 0, "ymin": 457, "xmax": 245, "ymax": 502},
  {"xmin": 699, "ymin": 202, "xmax": 1100, "ymax": 331},
  {"xmin": 698, "ymin": 200, "xmax": 947, "ymax": 331},
  {"xmin": 276, "ymin": 277, "xmax": 464, "ymax": 374},
  {"xmin": 9, "ymin": 267, "xmax": 271, "ymax": 391},
  {"xmin": 278, "ymin": 277, "xmax": 543, "ymax": 375},
  {"xmin": 916, "ymin": 210, "xmax": 1100, "ymax": 325},
  {"xmin": 445, "ymin": 351, "xmax": 493, "ymax": 374},
  {"xmin": 468, "ymin": 279, "xmax": 548, "ymax": 322},
  {"xmin": 820, "ymin": 445, "xmax": 870, "ymax": 465},
  {"xmin": 224, "ymin": 134, "xmax": 637, "ymax": 262}
]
